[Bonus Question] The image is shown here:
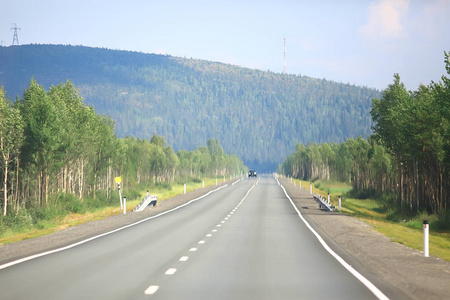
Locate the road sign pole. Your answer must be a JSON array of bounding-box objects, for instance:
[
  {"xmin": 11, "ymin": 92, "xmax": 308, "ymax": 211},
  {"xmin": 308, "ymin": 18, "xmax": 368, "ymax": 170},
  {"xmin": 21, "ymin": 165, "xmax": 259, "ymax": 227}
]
[
  {"xmin": 118, "ymin": 183, "xmax": 122, "ymax": 209},
  {"xmin": 115, "ymin": 177, "xmax": 123, "ymax": 209}
]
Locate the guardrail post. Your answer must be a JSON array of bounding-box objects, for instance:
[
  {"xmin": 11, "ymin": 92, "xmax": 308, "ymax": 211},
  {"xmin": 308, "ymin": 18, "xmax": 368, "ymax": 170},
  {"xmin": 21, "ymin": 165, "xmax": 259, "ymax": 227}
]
[
  {"xmin": 123, "ymin": 197, "xmax": 126, "ymax": 214},
  {"xmin": 423, "ymin": 220, "xmax": 429, "ymax": 257}
]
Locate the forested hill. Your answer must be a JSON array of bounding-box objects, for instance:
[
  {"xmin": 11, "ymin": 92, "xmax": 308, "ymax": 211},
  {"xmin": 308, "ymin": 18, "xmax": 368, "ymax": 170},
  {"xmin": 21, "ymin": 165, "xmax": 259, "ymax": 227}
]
[{"xmin": 0, "ymin": 44, "xmax": 380, "ymax": 171}]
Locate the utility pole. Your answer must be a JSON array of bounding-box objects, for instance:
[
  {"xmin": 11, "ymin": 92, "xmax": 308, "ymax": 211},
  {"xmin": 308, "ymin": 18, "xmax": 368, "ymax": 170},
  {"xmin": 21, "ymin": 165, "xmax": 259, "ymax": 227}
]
[
  {"xmin": 283, "ymin": 38, "xmax": 287, "ymax": 74},
  {"xmin": 11, "ymin": 23, "xmax": 21, "ymax": 45}
]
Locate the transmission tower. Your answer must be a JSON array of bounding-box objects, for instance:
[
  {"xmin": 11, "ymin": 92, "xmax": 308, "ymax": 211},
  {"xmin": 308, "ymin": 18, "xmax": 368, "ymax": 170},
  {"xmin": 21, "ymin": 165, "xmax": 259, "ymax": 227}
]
[
  {"xmin": 283, "ymin": 38, "xmax": 287, "ymax": 74},
  {"xmin": 11, "ymin": 23, "xmax": 21, "ymax": 45}
]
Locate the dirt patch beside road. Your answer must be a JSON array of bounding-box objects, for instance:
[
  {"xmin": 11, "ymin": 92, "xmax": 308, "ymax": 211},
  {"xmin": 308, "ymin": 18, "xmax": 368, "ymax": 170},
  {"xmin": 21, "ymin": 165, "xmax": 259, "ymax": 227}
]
[
  {"xmin": 279, "ymin": 177, "xmax": 450, "ymax": 300},
  {"xmin": 0, "ymin": 181, "xmax": 230, "ymax": 266}
]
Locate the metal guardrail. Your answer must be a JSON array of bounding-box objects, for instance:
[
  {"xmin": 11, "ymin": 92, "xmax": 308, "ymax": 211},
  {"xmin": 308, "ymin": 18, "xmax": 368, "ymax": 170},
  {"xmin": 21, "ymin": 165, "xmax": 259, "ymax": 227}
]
[
  {"xmin": 133, "ymin": 195, "xmax": 158, "ymax": 212},
  {"xmin": 313, "ymin": 194, "xmax": 335, "ymax": 211}
]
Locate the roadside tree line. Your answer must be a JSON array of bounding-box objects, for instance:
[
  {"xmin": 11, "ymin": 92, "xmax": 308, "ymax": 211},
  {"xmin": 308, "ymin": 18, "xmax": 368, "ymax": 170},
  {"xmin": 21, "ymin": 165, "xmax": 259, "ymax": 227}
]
[
  {"xmin": 281, "ymin": 52, "xmax": 450, "ymax": 215},
  {"xmin": 0, "ymin": 79, "xmax": 246, "ymax": 217}
]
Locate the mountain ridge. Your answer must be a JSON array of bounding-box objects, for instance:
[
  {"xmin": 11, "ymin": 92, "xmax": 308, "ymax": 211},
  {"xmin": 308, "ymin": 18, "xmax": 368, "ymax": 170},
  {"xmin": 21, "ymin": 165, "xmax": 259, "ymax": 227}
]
[{"xmin": 0, "ymin": 44, "xmax": 381, "ymax": 171}]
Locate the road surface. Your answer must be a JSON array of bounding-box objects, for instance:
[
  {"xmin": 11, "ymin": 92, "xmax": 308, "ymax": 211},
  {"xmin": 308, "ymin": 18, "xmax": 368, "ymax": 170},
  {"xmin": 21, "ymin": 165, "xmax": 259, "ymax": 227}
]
[{"xmin": 0, "ymin": 176, "xmax": 387, "ymax": 299}]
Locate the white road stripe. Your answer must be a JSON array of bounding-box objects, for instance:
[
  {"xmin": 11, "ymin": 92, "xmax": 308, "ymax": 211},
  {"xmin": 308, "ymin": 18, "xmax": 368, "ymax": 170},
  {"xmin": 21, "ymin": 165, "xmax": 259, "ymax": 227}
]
[
  {"xmin": 0, "ymin": 185, "xmax": 229, "ymax": 270},
  {"xmin": 144, "ymin": 285, "xmax": 159, "ymax": 295},
  {"xmin": 179, "ymin": 256, "xmax": 189, "ymax": 262},
  {"xmin": 165, "ymin": 268, "xmax": 177, "ymax": 275},
  {"xmin": 198, "ymin": 240, "xmax": 205, "ymax": 244},
  {"xmin": 189, "ymin": 247, "xmax": 197, "ymax": 252},
  {"xmin": 277, "ymin": 178, "xmax": 389, "ymax": 300}
]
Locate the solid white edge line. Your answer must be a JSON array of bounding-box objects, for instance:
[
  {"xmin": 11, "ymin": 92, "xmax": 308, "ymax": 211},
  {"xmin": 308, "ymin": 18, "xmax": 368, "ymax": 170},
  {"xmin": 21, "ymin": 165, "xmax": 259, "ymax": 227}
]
[
  {"xmin": 0, "ymin": 184, "xmax": 229, "ymax": 270},
  {"xmin": 276, "ymin": 178, "xmax": 389, "ymax": 300}
]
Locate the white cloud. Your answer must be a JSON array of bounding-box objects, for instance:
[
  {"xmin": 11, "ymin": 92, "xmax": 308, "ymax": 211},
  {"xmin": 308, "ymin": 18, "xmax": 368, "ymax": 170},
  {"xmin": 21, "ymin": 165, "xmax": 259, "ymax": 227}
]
[{"xmin": 360, "ymin": 0, "xmax": 410, "ymax": 40}]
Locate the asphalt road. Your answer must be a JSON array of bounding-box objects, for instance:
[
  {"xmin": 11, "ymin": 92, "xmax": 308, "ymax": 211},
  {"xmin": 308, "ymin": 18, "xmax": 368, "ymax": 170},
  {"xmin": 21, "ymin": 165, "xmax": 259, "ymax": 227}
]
[{"xmin": 0, "ymin": 176, "xmax": 386, "ymax": 299}]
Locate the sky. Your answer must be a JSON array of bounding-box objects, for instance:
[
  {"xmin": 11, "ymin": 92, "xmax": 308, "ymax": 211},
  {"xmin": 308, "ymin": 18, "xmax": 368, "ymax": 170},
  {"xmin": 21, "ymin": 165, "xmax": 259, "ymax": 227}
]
[{"xmin": 1, "ymin": 0, "xmax": 449, "ymax": 90}]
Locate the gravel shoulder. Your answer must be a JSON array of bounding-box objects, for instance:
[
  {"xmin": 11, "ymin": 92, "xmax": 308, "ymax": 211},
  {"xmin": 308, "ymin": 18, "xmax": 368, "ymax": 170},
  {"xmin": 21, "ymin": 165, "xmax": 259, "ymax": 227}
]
[
  {"xmin": 279, "ymin": 177, "xmax": 450, "ymax": 300},
  {"xmin": 0, "ymin": 181, "xmax": 230, "ymax": 265},
  {"xmin": 1, "ymin": 177, "xmax": 450, "ymax": 300}
]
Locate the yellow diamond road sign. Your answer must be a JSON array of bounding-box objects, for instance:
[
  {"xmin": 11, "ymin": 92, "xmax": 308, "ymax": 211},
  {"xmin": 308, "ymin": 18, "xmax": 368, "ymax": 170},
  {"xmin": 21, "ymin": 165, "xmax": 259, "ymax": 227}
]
[{"xmin": 115, "ymin": 177, "xmax": 122, "ymax": 184}]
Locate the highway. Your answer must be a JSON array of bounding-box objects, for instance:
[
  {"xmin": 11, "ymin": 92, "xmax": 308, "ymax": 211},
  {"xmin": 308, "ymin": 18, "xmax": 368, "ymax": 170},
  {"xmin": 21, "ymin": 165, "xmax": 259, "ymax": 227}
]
[{"xmin": 0, "ymin": 176, "xmax": 386, "ymax": 299}]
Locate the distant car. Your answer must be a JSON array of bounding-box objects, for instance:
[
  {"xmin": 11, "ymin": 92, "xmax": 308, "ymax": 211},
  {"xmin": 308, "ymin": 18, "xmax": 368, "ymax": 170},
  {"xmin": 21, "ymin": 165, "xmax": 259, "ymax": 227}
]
[{"xmin": 248, "ymin": 170, "xmax": 257, "ymax": 177}]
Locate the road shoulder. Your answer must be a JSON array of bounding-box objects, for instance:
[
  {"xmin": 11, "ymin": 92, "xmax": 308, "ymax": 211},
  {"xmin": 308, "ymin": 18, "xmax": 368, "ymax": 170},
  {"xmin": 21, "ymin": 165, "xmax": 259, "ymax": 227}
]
[
  {"xmin": 0, "ymin": 181, "xmax": 231, "ymax": 265},
  {"xmin": 279, "ymin": 177, "xmax": 450, "ymax": 300}
]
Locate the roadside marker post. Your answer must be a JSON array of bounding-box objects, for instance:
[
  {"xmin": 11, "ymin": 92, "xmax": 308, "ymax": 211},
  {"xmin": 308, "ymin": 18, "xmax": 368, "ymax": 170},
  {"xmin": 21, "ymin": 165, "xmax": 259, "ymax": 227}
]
[
  {"xmin": 327, "ymin": 193, "xmax": 330, "ymax": 205},
  {"xmin": 123, "ymin": 197, "xmax": 126, "ymax": 215},
  {"xmin": 300, "ymin": 180, "xmax": 302, "ymax": 189},
  {"xmin": 115, "ymin": 177, "xmax": 122, "ymax": 209},
  {"xmin": 184, "ymin": 183, "xmax": 186, "ymax": 195},
  {"xmin": 203, "ymin": 180, "xmax": 204, "ymax": 188},
  {"xmin": 423, "ymin": 220, "xmax": 429, "ymax": 257},
  {"xmin": 338, "ymin": 196, "xmax": 341, "ymax": 212},
  {"xmin": 310, "ymin": 183, "xmax": 312, "ymax": 194}
]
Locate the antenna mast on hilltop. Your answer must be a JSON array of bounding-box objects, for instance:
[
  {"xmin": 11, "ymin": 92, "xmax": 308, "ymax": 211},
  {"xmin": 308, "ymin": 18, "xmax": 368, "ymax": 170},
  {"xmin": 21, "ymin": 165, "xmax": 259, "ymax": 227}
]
[
  {"xmin": 283, "ymin": 38, "xmax": 287, "ymax": 74},
  {"xmin": 11, "ymin": 23, "xmax": 21, "ymax": 45}
]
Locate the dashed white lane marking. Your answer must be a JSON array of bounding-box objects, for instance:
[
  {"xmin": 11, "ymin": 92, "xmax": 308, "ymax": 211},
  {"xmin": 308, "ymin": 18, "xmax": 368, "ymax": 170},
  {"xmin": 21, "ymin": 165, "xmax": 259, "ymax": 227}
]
[
  {"xmin": 142, "ymin": 177, "xmax": 258, "ymax": 297},
  {"xmin": 0, "ymin": 185, "xmax": 229, "ymax": 271},
  {"xmin": 165, "ymin": 268, "xmax": 177, "ymax": 275},
  {"xmin": 144, "ymin": 285, "xmax": 159, "ymax": 295}
]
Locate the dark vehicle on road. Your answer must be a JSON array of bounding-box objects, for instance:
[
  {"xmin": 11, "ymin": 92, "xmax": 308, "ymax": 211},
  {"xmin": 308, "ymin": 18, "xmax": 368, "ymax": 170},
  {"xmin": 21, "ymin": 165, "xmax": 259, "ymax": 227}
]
[{"xmin": 248, "ymin": 170, "xmax": 257, "ymax": 177}]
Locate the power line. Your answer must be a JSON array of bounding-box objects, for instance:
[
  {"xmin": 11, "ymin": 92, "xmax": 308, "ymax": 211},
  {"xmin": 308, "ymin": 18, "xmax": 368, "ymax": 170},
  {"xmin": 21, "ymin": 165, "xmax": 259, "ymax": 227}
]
[{"xmin": 10, "ymin": 23, "xmax": 21, "ymax": 45}]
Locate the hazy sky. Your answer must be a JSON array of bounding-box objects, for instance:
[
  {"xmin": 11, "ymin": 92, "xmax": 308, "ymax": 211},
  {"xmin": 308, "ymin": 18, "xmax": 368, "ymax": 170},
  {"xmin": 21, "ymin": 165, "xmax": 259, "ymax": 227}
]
[{"xmin": 1, "ymin": 0, "xmax": 449, "ymax": 90}]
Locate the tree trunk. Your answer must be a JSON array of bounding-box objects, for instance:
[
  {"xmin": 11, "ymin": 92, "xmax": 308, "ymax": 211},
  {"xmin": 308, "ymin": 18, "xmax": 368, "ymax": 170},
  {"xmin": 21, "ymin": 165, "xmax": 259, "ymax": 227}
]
[{"xmin": 3, "ymin": 157, "xmax": 8, "ymax": 216}]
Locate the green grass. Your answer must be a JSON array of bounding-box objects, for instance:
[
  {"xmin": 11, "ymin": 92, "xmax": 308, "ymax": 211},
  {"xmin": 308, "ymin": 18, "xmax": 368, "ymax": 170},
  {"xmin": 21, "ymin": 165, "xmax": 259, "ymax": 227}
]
[{"xmin": 299, "ymin": 178, "xmax": 450, "ymax": 261}]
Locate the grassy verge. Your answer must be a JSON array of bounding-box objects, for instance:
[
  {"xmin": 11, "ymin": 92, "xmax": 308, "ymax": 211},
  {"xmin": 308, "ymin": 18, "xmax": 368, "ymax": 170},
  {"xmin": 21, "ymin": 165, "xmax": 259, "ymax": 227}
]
[
  {"xmin": 0, "ymin": 178, "xmax": 220, "ymax": 245},
  {"xmin": 291, "ymin": 178, "xmax": 450, "ymax": 261}
]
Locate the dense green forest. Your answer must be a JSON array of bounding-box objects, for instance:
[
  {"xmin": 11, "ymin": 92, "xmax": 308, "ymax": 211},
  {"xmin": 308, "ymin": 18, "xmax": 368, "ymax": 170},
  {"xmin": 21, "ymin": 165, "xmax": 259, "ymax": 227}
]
[
  {"xmin": 281, "ymin": 52, "xmax": 450, "ymax": 218},
  {"xmin": 0, "ymin": 80, "xmax": 245, "ymax": 230},
  {"xmin": 0, "ymin": 44, "xmax": 380, "ymax": 171}
]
